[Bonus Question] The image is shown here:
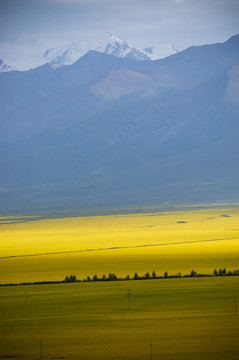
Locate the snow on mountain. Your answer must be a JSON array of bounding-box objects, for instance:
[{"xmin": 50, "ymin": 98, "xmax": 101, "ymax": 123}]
[
  {"xmin": 102, "ymin": 34, "xmax": 178, "ymax": 61},
  {"xmin": 42, "ymin": 41, "xmax": 93, "ymax": 68},
  {"xmin": 0, "ymin": 33, "xmax": 179, "ymax": 72},
  {"xmin": 0, "ymin": 59, "xmax": 15, "ymax": 73},
  {"xmin": 102, "ymin": 34, "xmax": 150, "ymax": 60},
  {"xmin": 143, "ymin": 45, "xmax": 179, "ymax": 60},
  {"xmin": 43, "ymin": 33, "xmax": 178, "ymax": 68}
]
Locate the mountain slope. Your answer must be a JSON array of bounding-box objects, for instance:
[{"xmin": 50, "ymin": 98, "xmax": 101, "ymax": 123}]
[{"xmin": 0, "ymin": 35, "xmax": 238, "ymax": 211}]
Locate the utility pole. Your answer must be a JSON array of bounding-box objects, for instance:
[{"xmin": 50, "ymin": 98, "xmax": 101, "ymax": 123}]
[
  {"xmin": 128, "ymin": 289, "xmax": 131, "ymax": 311},
  {"xmin": 40, "ymin": 339, "xmax": 43, "ymax": 360},
  {"xmin": 150, "ymin": 344, "xmax": 153, "ymax": 360}
]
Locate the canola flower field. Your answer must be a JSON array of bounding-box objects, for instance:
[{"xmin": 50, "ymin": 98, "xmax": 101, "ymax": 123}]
[{"xmin": 0, "ymin": 207, "xmax": 239, "ymax": 283}]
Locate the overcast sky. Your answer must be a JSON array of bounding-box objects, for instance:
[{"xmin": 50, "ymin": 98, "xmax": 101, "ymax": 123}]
[{"xmin": 1, "ymin": 0, "xmax": 239, "ymax": 63}]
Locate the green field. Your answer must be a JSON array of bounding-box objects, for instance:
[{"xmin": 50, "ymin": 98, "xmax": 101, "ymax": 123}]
[{"xmin": 0, "ymin": 277, "xmax": 239, "ymax": 360}]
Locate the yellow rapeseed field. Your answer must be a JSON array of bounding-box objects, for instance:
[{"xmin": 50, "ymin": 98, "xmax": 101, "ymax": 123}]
[{"xmin": 0, "ymin": 208, "xmax": 239, "ymax": 283}]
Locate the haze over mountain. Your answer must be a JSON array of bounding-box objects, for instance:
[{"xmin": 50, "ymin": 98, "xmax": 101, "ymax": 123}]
[
  {"xmin": 0, "ymin": 33, "xmax": 178, "ymax": 72},
  {"xmin": 0, "ymin": 34, "xmax": 238, "ymax": 212}
]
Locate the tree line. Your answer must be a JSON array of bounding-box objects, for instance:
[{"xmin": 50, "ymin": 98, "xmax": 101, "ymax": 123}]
[
  {"xmin": 1, "ymin": 268, "xmax": 238, "ymax": 287},
  {"xmin": 64, "ymin": 268, "xmax": 239, "ymax": 283}
]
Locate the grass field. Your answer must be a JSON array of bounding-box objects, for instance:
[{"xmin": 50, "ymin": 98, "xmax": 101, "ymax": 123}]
[
  {"xmin": 0, "ymin": 207, "xmax": 239, "ymax": 283},
  {"xmin": 0, "ymin": 277, "xmax": 239, "ymax": 360}
]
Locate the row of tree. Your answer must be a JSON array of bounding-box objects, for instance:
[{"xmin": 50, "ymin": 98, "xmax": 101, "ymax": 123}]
[
  {"xmin": 64, "ymin": 268, "xmax": 239, "ymax": 283},
  {"xmin": 213, "ymin": 268, "xmax": 237, "ymax": 276},
  {"xmin": 2, "ymin": 268, "xmax": 239, "ymax": 287}
]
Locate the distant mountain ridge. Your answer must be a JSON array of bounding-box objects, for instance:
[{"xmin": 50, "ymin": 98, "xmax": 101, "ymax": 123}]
[
  {"xmin": 0, "ymin": 33, "xmax": 178, "ymax": 72},
  {"xmin": 0, "ymin": 34, "xmax": 238, "ymax": 211}
]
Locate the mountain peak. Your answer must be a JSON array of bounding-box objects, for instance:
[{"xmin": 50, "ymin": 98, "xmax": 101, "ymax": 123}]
[
  {"xmin": 0, "ymin": 33, "xmax": 178, "ymax": 72},
  {"xmin": 43, "ymin": 32, "xmax": 178, "ymax": 68},
  {"xmin": 107, "ymin": 33, "xmax": 124, "ymax": 45}
]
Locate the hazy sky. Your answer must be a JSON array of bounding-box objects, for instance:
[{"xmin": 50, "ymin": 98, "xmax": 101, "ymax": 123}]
[{"xmin": 1, "ymin": 0, "xmax": 239, "ymax": 63}]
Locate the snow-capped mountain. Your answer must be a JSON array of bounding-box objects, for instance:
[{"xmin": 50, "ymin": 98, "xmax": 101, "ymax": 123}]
[
  {"xmin": 43, "ymin": 33, "xmax": 178, "ymax": 69},
  {"xmin": 103, "ymin": 34, "xmax": 179, "ymax": 61},
  {"xmin": 0, "ymin": 33, "xmax": 178, "ymax": 72},
  {"xmin": 102, "ymin": 34, "xmax": 150, "ymax": 60},
  {"xmin": 42, "ymin": 41, "xmax": 93, "ymax": 68}
]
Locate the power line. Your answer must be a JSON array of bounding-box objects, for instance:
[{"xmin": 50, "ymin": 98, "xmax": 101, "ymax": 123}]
[{"xmin": 150, "ymin": 344, "xmax": 153, "ymax": 360}]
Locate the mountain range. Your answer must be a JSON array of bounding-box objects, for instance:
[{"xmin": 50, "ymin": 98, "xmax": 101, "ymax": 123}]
[
  {"xmin": 0, "ymin": 33, "xmax": 178, "ymax": 72},
  {"xmin": 0, "ymin": 34, "xmax": 238, "ymax": 212}
]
